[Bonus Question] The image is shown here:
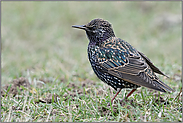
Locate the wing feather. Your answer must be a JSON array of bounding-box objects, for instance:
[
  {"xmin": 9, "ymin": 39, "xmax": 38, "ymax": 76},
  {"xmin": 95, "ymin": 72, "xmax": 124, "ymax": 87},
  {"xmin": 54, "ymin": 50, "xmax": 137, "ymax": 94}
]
[
  {"xmin": 138, "ymin": 51, "xmax": 169, "ymax": 78},
  {"xmin": 96, "ymin": 39, "xmax": 174, "ymax": 92}
]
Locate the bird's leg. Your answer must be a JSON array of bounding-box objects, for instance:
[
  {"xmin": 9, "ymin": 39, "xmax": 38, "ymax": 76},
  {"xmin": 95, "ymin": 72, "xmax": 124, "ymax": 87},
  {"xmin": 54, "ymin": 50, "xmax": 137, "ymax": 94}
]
[
  {"xmin": 124, "ymin": 89, "xmax": 137, "ymax": 99},
  {"xmin": 119, "ymin": 89, "xmax": 137, "ymax": 106},
  {"xmin": 107, "ymin": 88, "xmax": 137, "ymax": 106},
  {"xmin": 108, "ymin": 88, "xmax": 122, "ymax": 106}
]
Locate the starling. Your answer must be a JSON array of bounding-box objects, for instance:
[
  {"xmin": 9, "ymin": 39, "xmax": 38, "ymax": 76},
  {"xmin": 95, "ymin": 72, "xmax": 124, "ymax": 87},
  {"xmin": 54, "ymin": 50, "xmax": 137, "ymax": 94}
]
[{"xmin": 72, "ymin": 18, "xmax": 175, "ymax": 105}]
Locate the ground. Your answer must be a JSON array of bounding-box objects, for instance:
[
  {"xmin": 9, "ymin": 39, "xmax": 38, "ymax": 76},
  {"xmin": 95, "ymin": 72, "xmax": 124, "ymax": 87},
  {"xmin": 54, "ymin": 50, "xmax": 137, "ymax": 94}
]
[{"xmin": 1, "ymin": 1, "xmax": 182, "ymax": 122}]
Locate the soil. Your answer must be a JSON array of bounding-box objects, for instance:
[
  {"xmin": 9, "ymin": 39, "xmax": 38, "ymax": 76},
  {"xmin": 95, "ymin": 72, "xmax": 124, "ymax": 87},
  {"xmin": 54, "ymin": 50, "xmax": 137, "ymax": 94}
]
[{"xmin": 1, "ymin": 77, "xmax": 30, "ymax": 96}]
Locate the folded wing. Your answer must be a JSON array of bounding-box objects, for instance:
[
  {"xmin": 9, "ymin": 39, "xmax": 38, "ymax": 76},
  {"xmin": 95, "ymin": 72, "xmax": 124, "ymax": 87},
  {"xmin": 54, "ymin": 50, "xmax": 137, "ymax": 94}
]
[{"xmin": 97, "ymin": 39, "xmax": 174, "ymax": 92}]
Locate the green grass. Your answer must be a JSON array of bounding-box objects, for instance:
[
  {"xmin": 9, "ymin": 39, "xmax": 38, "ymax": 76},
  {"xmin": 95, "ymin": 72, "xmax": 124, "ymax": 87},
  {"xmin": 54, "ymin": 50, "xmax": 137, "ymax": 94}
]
[{"xmin": 1, "ymin": 1, "xmax": 182, "ymax": 122}]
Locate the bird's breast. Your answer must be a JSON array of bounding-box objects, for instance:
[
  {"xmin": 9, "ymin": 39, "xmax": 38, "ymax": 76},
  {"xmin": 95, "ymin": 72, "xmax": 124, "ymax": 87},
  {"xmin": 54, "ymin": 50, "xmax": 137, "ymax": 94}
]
[{"xmin": 87, "ymin": 45, "xmax": 100, "ymax": 65}]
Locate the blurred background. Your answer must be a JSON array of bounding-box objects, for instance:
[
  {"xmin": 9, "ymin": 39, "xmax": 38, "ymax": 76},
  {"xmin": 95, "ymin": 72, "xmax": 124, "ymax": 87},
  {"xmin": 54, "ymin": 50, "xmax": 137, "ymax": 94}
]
[{"xmin": 2, "ymin": 1, "xmax": 181, "ymax": 86}]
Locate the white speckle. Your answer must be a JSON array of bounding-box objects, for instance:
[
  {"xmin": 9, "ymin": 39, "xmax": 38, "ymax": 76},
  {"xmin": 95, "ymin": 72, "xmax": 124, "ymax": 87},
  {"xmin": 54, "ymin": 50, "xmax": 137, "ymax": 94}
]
[{"xmin": 107, "ymin": 76, "xmax": 111, "ymax": 78}]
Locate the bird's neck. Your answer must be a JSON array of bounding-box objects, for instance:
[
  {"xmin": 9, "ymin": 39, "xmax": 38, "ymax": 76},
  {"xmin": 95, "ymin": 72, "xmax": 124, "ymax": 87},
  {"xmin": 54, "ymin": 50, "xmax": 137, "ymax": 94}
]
[
  {"xmin": 88, "ymin": 36, "xmax": 115, "ymax": 46},
  {"xmin": 87, "ymin": 31, "xmax": 115, "ymax": 46},
  {"xmin": 88, "ymin": 36, "xmax": 116, "ymax": 46}
]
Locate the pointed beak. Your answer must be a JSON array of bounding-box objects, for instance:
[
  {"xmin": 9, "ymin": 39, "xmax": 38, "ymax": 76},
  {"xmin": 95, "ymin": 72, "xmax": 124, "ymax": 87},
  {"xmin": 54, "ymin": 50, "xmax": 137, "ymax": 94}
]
[{"xmin": 72, "ymin": 25, "xmax": 86, "ymax": 30}]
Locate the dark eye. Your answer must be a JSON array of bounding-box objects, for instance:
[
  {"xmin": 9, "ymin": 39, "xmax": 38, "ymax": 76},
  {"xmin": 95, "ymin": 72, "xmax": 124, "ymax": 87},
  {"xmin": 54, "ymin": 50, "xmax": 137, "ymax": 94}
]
[
  {"xmin": 103, "ymin": 22, "xmax": 107, "ymax": 25},
  {"xmin": 102, "ymin": 22, "xmax": 109, "ymax": 27}
]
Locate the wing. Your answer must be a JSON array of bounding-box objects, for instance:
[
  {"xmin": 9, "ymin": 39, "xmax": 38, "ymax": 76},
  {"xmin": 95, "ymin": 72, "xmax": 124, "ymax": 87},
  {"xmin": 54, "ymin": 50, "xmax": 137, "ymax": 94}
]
[
  {"xmin": 97, "ymin": 39, "xmax": 174, "ymax": 92},
  {"xmin": 137, "ymin": 51, "xmax": 169, "ymax": 78}
]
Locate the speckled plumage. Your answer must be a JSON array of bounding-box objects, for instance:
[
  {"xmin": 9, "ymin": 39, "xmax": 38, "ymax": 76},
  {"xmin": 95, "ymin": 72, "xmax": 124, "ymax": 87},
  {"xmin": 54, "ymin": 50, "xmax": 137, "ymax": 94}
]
[{"xmin": 72, "ymin": 18, "xmax": 174, "ymax": 104}]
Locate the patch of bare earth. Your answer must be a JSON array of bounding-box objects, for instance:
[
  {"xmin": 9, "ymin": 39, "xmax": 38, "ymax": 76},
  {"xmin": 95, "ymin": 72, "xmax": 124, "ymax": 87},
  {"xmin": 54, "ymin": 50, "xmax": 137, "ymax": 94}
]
[{"xmin": 1, "ymin": 77, "xmax": 30, "ymax": 97}]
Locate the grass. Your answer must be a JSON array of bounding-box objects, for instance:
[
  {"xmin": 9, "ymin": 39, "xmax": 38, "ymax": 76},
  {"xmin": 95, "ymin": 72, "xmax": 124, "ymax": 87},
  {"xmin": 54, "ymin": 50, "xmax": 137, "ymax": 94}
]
[{"xmin": 1, "ymin": 1, "xmax": 182, "ymax": 122}]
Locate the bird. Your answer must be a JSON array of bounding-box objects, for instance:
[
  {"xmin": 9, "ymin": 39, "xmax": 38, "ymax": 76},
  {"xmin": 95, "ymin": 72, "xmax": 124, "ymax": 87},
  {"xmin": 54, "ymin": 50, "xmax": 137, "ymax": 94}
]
[{"xmin": 72, "ymin": 18, "xmax": 175, "ymax": 105}]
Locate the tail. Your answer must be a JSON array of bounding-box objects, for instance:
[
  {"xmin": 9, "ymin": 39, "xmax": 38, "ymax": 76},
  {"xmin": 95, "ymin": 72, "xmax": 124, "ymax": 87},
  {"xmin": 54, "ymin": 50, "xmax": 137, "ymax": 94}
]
[{"xmin": 152, "ymin": 79, "xmax": 175, "ymax": 93}]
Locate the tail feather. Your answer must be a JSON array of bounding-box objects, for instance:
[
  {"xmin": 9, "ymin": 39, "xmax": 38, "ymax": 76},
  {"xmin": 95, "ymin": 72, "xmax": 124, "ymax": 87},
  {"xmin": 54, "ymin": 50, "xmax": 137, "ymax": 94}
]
[{"xmin": 153, "ymin": 79, "xmax": 175, "ymax": 93}]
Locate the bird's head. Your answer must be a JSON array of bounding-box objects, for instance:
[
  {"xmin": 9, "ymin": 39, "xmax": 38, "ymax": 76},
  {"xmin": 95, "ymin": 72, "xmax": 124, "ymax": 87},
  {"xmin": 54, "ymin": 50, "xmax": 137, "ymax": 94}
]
[{"xmin": 72, "ymin": 19, "xmax": 115, "ymax": 45}]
